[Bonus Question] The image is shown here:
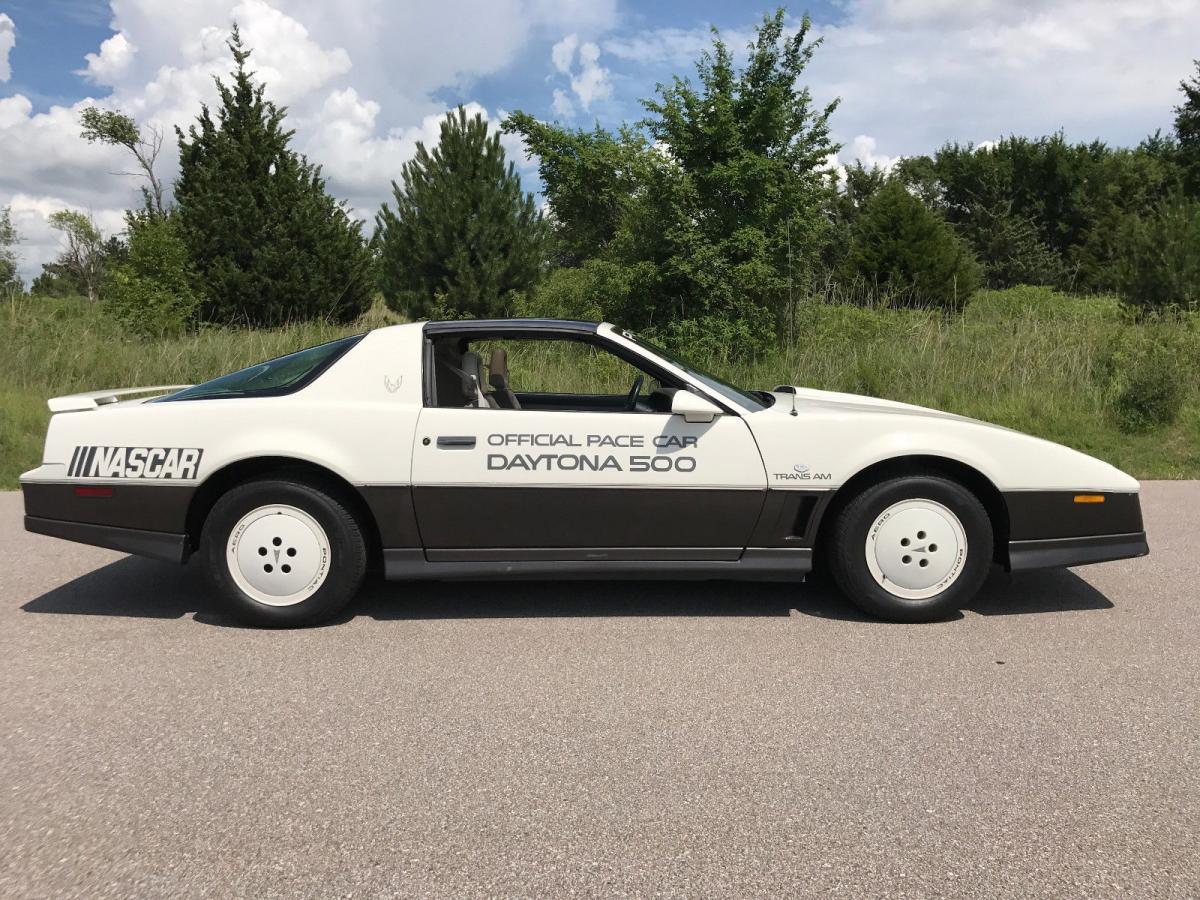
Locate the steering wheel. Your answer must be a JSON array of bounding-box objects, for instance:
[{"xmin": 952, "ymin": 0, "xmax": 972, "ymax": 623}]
[{"xmin": 625, "ymin": 374, "xmax": 645, "ymax": 411}]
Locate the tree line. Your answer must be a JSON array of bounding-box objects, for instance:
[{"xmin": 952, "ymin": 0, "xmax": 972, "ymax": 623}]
[{"xmin": 1, "ymin": 10, "xmax": 1198, "ymax": 351}]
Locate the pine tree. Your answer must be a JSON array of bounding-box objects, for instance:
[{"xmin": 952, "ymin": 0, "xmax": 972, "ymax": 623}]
[
  {"xmin": 175, "ymin": 26, "xmax": 372, "ymax": 326},
  {"xmin": 845, "ymin": 181, "xmax": 981, "ymax": 310},
  {"xmin": 375, "ymin": 106, "xmax": 546, "ymax": 319}
]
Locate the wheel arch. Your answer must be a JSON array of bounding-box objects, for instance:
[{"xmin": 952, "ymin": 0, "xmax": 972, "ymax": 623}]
[
  {"xmin": 185, "ymin": 456, "xmax": 384, "ymax": 569},
  {"xmin": 813, "ymin": 455, "xmax": 1010, "ymax": 566}
]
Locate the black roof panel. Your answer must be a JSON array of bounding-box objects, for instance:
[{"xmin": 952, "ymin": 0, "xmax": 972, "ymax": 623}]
[{"xmin": 422, "ymin": 318, "xmax": 600, "ymax": 337}]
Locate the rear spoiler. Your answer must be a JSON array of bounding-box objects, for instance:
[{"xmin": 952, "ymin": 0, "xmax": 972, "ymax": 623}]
[{"xmin": 47, "ymin": 385, "xmax": 192, "ymax": 413}]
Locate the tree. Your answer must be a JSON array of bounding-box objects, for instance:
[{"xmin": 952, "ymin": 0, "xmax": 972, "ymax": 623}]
[
  {"xmin": 844, "ymin": 181, "xmax": 981, "ymax": 310},
  {"xmin": 895, "ymin": 135, "xmax": 1178, "ymax": 294},
  {"xmin": 506, "ymin": 9, "xmax": 840, "ymax": 352},
  {"xmin": 174, "ymin": 25, "xmax": 372, "ymax": 326},
  {"xmin": 375, "ymin": 106, "xmax": 546, "ymax": 319},
  {"xmin": 1175, "ymin": 59, "xmax": 1200, "ymax": 196},
  {"xmin": 0, "ymin": 205, "xmax": 20, "ymax": 296},
  {"xmin": 47, "ymin": 210, "xmax": 105, "ymax": 302},
  {"xmin": 80, "ymin": 107, "xmax": 168, "ymax": 217},
  {"xmin": 957, "ymin": 198, "xmax": 1065, "ymax": 288},
  {"xmin": 1116, "ymin": 193, "xmax": 1200, "ymax": 309}
]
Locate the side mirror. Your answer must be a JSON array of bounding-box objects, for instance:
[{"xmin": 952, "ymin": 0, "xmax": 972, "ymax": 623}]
[{"xmin": 671, "ymin": 390, "xmax": 723, "ymax": 423}]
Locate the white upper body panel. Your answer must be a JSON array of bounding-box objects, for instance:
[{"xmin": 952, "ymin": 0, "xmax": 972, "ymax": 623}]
[
  {"xmin": 748, "ymin": 388, "xmax": 1138, "ymax": 493},
  {"xmin": 20, "ymin": 320, "xmax": 1139, "ymax": 495}
]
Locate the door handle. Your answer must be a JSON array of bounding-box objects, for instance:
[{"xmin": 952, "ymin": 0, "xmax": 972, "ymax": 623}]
[{"xmin": 436, "ymin": 435, "xmax": 476, "ymax": 449}]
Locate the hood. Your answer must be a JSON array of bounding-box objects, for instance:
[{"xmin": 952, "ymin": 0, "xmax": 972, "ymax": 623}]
[{"xmin": 770, "ymin": 386, "xmax": 1012, "ymax": 429}]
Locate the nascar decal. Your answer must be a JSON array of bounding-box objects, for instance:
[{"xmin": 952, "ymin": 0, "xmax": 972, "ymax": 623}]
[
  {"xmin": 486, "ymin": 432, "xmax": 697, "ymax": 473},
  {"xmin": 67, "ymin": 446, "xmax": 204, "ymax": 480}
]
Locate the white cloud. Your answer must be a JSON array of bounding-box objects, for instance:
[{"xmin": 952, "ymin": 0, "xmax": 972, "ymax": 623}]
[
  {"xmin": 0, "ymin": 14, "xmax": 15, "ymax": 83},
  {"xmin": 551, "ymin": 88, "xmax": 575, "ymax": 118},
  {"xmin": 570, "ymin": 41, "xmax": 611, "ymax": 109},
  {"xmin": 0, "ymin": 0, "xmax": 614, "ymax": 282},
  {"xmin": 549, "ymin": 33, "xmax": 611, "ymax": 115},
  {"xmin": 825, "ymin": 134, "xmax": 902, "ymax": 186},
  {"xmin": 551, "ymin": 34, "xmax": 578, "ymax": 74},
  {"xmin": 81, "ymin": 32, "xmax": 137, "ymax": 84},
  {"xmin": 601, "ymin": 1, "xmax": 1199, "ymax": 158},
  {"xmin": 847, "ymin": 134, "xmax": 900, "ymax": 172},
  {"xmin": 806, "ymin": 0, "xmax": 1200, "ymax": 155}
]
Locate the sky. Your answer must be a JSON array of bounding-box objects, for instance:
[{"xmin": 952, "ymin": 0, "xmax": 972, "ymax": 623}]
[{"xmin": 0, "ymin": 0, "xmax": 1197, "ymax": 283}]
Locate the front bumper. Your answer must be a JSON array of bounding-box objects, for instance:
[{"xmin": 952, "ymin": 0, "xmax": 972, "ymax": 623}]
[
  {"xmin": 1002, "ymin": 490, "xmax": 1148, "ymax": 571},
  {"xmin": 1007, "ymin": 531, "xmax": 1149, "ymax": 571}
]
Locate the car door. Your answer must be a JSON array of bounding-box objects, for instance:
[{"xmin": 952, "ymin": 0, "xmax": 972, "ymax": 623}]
[{"xmin": 409, "ymin": 335, "xmax": 767, "ymax": 562}]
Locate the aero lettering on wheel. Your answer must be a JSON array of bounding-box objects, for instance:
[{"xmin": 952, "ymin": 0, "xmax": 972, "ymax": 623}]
[
  {"xmin": 864, "ymin": 498, "xmax": 967, "ymax": 601},
  {"xmin": 226, "ymin": 504, "xmax": 331, "ymax": 607}
]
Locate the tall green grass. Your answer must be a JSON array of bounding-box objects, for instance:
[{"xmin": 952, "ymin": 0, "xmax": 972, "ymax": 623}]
[{"xmin": 2, "ymin": 287, "xmax": 1198, "ymax": 487}]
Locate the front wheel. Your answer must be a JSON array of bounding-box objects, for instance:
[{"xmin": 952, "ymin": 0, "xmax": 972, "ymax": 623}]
[
  {"xmin": 201, "ymin": 478, "xmax": 367, "ymax": 627},
  {"xmin": 826, "ymin": 475, "xmax": 993, "ymax": 622}
]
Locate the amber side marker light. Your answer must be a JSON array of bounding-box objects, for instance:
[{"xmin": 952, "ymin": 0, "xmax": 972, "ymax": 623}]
[{"xmin": 1074, "ymin": 494, "xmax": 1106, "ymax": 504}]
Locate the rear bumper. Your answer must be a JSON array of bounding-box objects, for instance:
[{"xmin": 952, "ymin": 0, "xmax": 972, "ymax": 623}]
[
  {"xmin": 24, "ymin": 515, "xmax": 189, "ymax": 564},
  {"xmin": 1007, "ymin": 531, "xmax": 1148, "ymax": 571},
  {"xmin": 20, "ymin": 480, "xmax": 194, "ymax": 563}
]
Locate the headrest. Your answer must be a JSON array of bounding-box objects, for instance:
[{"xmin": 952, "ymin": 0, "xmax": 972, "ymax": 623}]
[
  {"xmin": 488, "ymin": 348, "xmax": 510, "ymax": 387},
  {"xmin": 461, "ymin": 351, "xmax": 484, "ymax": 392}
]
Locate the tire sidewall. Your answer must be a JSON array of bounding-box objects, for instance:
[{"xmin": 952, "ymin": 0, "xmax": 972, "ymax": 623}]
[
  {"xmin": 832, "ymin": 476, "xmax": 992, "ymax": 622},
  {"xmin": 202, "ymin": 479, "xmax": 365, "ymax": 627}
]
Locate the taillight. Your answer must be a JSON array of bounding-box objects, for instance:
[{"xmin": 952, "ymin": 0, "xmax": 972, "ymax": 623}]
[{"xmin": 74, "ymin": 486, "xmax": 113, "ymax": 498}]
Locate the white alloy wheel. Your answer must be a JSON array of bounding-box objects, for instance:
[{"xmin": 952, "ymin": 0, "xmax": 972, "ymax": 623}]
[
  {"xmin": 864, "ymin": 498, "xmax": 968, "ymax": 601},
  {"xmin": 226, "ymin": 504, "xmax": 331, "ymax": 607}
]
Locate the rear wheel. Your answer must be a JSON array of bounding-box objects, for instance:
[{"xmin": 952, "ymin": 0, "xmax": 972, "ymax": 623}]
[
  {"xmin": 201, "ymin": 478, "xmax": 367, "ymax": 627},
  {"xmin": 826, "ymin": 475, "xmax": 992, "ymax": 622}
]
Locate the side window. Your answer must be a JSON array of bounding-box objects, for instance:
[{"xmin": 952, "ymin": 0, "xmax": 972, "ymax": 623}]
[{"xmin": 428, "ymin": 335, "xmax": 679, "ymax": 412}]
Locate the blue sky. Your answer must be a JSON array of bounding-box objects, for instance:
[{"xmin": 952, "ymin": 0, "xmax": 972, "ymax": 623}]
[{"xmin": 1, "ymin": 0, "xmax": 1196, "ymax": 281}]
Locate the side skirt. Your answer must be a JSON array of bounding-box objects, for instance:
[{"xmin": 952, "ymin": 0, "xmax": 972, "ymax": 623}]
[{"xmin": 383, "ymin": 548, "xmax": 811, "ymax": 582}]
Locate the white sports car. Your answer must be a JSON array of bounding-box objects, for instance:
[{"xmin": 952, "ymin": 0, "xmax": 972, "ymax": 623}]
[{"xmin": 21, "ymin": 318, "xmax": 1148, "ymax": 626}]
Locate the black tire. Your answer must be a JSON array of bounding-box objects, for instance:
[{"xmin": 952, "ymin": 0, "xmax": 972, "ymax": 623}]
[
  {"xmin": 201, "ymin": 478, "xmax": 367, "ymax": 627},
  {"xmin": 826, "ymin": 475, "xmax": 992, "ymax": 623}
]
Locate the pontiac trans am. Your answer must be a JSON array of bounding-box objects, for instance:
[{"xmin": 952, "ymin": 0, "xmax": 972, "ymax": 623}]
[{"xmin": 21, "ymin": 318, "xmax": 1148, "ymax": 626}]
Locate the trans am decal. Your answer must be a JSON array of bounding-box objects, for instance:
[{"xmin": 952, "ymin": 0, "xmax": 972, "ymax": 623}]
[
  {"xmin": 486, "ymin": 432, "xmax": 698, "ymax": 473},
  {"xmin": 67, "ymin": 446, "xmax": 204, "ymax": 480}
]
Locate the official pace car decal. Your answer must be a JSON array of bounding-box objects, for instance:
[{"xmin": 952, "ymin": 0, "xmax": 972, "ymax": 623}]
[
  {"xmin": 486, "ymin": 432, "xmax": 697, "ymax": 472},
  {"xmin": 67, "ymin": 446, "xmax": 204, "ymax": 480}
]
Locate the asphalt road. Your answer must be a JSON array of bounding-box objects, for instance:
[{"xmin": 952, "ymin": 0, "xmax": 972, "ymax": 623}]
[{"xmin": 1, "ymin": 483, "xmax": 1197, "ymax": 898}]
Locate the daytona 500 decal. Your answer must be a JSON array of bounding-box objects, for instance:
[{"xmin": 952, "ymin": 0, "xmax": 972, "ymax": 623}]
[
  {"xmin": 67, "ymin": 446, "xmax": 203, "ymax": 479},
  {"xmin": 485, "ymin": 432, "xmax": 698, "ymax": 472}
]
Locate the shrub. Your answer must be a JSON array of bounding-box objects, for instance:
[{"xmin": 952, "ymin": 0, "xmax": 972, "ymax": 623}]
[
  {"xmin": 1100, "ymin": 330, "xmax": 1189, "ymax": 432},
  {"xmin": 102, "ymin": 215, "xmax": 200, "ymax": 337},
  {"xmin": 517, "ymin": 259, "xmax": 658, "ymax": 325},
  {"xmin": 655, "ymin": 310, "xmax": 777, "ymax": 364}
]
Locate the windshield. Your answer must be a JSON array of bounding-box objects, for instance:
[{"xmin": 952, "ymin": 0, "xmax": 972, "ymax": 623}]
[
  {"xmin": 622, "ymin": 331, "xmax": 769, "ymax": 411},
  {"xmin": 163, "ymin": 335, "xmax": 363, "ymax": 401}
]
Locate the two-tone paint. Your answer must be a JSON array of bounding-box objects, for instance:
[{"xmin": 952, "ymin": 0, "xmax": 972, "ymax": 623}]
[{"xmin": 20, "ymin": 320, "xmax": 1148, "ymax": 580}]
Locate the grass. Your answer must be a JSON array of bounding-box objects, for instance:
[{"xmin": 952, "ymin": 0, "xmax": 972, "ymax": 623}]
[{"xmin": 2, "ymin": 286, "xmax": 1198, "ymax": 488}]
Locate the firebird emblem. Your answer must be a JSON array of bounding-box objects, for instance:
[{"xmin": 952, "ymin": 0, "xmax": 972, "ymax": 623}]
[{"xmin": 384, "ymin": 375, "xmax": 403, "ymax": 393}]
